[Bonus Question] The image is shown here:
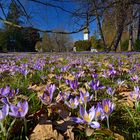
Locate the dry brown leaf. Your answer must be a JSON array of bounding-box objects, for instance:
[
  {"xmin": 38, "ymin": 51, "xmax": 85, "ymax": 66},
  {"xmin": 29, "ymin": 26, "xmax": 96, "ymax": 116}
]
[
  {"xmin": 64, "ymin": 126, "xmax": 74, "ymax": 140},
  {"xmin": 119, "ymin": 92, "xmax": 134, "ymax": 108},
  {"xmin": 28, "ymin": 84, "xmax": 46, "ymax": 93},
  {"xmin": 84, "ymin": 83, "xmax": 90, "ymax": 90},
  {"xmin": 63, "ymin": 74, "xmax": 75, "ymax": 81},
  {"xmin": 59, "ymin": 84, "xmax": 71, "ymax": 91},
  {"xmin": 85, "ymin": 127, "xmax": 94, "ymax": 137},
  {"xmin": 120, "ymin": 68, "xmax": 129, "ymax": 72},
  {"xmin": 30, "ymin": 123, "xmax": 60, "ymax": 140},
  {"xmin": 96, "ymin": 129, "xmax": 124, "ymax": 140},
  {"xmin": 114, "ymin": 133, "xmax": 124, "ymax": 140},
  {"xmin": 116, "ymin": 86, "xmax": 131, "ymax": 93},
  {"xmin": 48, "ymin": 74, "xmax": 55, "ymax": 78},
  {"xmin": 79, "ymin": 87, "xmax": 86, "ymax": 93}
]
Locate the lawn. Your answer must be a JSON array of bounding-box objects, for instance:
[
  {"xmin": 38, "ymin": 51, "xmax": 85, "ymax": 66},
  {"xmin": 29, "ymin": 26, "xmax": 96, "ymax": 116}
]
[{"xmin": 0, "ymin": 52, "xmax": 140, "ymax": 140}]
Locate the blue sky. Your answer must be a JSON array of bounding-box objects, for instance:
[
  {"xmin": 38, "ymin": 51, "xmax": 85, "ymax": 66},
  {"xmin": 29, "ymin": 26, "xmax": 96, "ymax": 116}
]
[{"xmin": 0, "ymin": 0, "xmax": 97, "ymax": 41}]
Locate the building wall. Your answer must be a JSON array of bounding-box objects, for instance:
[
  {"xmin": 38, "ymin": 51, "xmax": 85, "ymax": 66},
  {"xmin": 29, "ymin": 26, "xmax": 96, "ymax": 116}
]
[{"xmin": 84, "ymin": 33, "xmax": 89, "ymax": 40}]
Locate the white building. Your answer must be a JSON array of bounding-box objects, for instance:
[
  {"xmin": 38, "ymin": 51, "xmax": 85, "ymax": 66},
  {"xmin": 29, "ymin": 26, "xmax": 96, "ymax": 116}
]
[{"xmin": 83, "ymin": 27, "xmax": 90, "ymax": 40}]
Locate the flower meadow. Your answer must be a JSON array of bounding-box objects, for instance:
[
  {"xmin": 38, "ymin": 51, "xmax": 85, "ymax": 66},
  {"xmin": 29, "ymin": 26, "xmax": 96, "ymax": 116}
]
[{"xmin": 0, "ymin": 52, "xmax": 140, "ymax": 140}]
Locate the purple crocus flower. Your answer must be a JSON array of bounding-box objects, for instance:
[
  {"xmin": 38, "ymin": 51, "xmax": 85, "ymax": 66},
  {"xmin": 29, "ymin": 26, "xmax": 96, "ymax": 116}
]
[
  {"xmin": 106, "ymin": 87, "xmax": 115, "ymax": 96},
  {"xmin": 69, "ymin": 80, "xmax": 78, "ymax": 90},
  {"xmin": 108, "ymin": 68, "xmax": 117, "ymax": 76},
  {"xmin": 40, "ymin": 92, "xmax": 53, "ymax": 105},
  {"xmin": 89, "ymin": 80, "xmax": 99, "ymax": 90},
  {"xmin": 45, "ymin": 84, "xmax": 56, "ymax": 95},
  {"xmin": 130, "ymin": 75, "xmax": 139, "ymax": 83},
  {"xmin": 0, "ymin": 86, "xmax": 10, "ymax": 97},
  {"xmin": 59, "ymin": 91, "xmax": 70, "ymax": 101},
  {"xmin": 20, "ymin": 68, "xmax": 28, "ymax": 76},
  {"xmin": 79, "ymin": 91, "xmax": 93, "ymax": 104},
  {"xmin": 40, "ymin": 84, "xmax": 56, "ymax": 105},
  {"xmin": 89, "ymin": 80, "xmax": 105, "ymax": 90},
  {"xmin": 91, "ymin": 73, "xmax": 98, "ymax": 79},
  {"xmin": 55, "ymin": 74, "xmax": 62, "ymax": 80},
  {"xmin": 102, "ymin": 99, "xmax": 115, "ymax": 116},
  {"xmin": 102, "ymin": 99, "xmax": 115, "ymax": 129},
  {"xmin": 9, "ymin": 101, "xmax": 28, "ymax": 118},
  {"xmin": 61, "ymin": 65, "xmax": 70, "ymax": 72},
  {"xmin": 20, "ymin": 64, "xmax": 29, "ymax": 76},
  {"xmin": 0, "ymin": 104, "xmax": 9, "ymax": 120},
  {"xmin": 72, "ymin": 106, "xmax": 100, "ymax": 129},
  {"xmin": 65, "ymin": 79, "xmax": 69, "ymax": 85},
  {"xmin": 130, "ymin": 86, "xmax": 140, "ymax": 101},
  {"xmin": 117, "ymin": 79, "xmax": 126, "ymax": 87},
  {"xmin": 1, "ymin": 97, "xmax": 10, "ymax": 105},
  {"xmin": 65, "ymin": 96, "xmax": 79, "ymax": 109},
  {"xmin": 76, "ymin": 71, "xmax": 84, "ymax": 78},
  {"xmin": 95, "ymin": 103, "xmax": 105, "ymax": 121},
  {"xmin": 9, "ymin": 89, "xmax": 19, "ymax": 98},
  {"xmin": 102, "ymin": 70, "xmax": 108, "ymax": 78}
]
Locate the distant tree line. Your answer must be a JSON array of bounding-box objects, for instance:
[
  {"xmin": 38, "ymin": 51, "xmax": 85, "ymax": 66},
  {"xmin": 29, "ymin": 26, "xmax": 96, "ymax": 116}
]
[{"xmin": 35, "ymin": 32, "xmax": 73, "ymax": 52}]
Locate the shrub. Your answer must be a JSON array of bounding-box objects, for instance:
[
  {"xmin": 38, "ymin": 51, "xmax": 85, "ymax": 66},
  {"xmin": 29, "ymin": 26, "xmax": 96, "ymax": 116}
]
[
  {"xmin": 74, "ymin": 40, "xmax": 91, "ymax": 51},
  {"xmin": 95, "ymin": 39, "xmax": 105, "ymax": 52},
  {"xmin": 134, "ymin": 39, "xmax": 140, "ymax": 52},
  {"xmin": 90, "ymin": 36, "xmax": 104, "ymax": 52},
  {"xmin": 121, "ymin": 40, "xmax": 129, "ymax": 51}
]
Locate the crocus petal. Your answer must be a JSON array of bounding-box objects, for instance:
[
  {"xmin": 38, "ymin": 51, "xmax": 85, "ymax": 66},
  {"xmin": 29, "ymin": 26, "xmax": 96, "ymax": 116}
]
[
  {"xmin": 111, "ymin": 103, "xmax": 115, "ymax": 111},
  {"xmin": 89, "ymin": 94, "xmax": 93, "ymax": 101},
  {"xmin": 1, "ymin": 97, "xmax": 10, "ymax": 105},
  {"xmin": 2, "ymin": 104, "xmax": 9, "ymax": 116},
  {"xmin": 90, "ymin": 121, "xmax": 100, "ymax": 129},
  {"xmin": 9, "ymin": 112, "xmax": 18, "ymax": 117},
  {"xmin": 50, "ymin": 92, "xmax": 53, "ymax": 102},
  {"xmin": 80, "ymin": 106, "xmax": 86, "ymax": 118},
  {"xmin": 10, "ymin": 104, "xmax": 18, "ymax": 113},
  {"xmin": 89, "ymin": 106, "xmax": 95, "ymax": 121},
  {"xmin": 0, "ymin": 105, "xmax": 9, "ymax": 120},
  {"xmin": 71, "ymin": 117, "xmax": 84, "ymax": 124},
  {"xmin": 89, "ymin": 105, "xmax": 95, "ymax": 113},
  {"xmin": 96, "ymin": 81, "xmax": 99, "ymax": 87},
  {"xmin": 1, "ymin": 86, "xmax": 10, "ymax": 96},
  {"xmin": 86, "ymin": 92, "xmax": 89, "ymax": 97},
  {"xmin": 21, "ymin": 101, "xmax": 28, "ymax": 116}
]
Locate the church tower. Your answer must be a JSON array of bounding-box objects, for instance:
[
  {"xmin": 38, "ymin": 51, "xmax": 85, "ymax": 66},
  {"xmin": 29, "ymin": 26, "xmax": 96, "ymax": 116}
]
[
  {"xmin": 83, "ymin": 13, "xmax": 90, "ymax": 40},
  {"xmin": 83, "ymin": 27, "xmax": 90, "ymax": 40}
]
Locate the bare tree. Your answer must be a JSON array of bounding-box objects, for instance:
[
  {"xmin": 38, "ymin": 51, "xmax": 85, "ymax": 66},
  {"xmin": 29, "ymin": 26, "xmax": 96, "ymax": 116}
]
[{"xmin": 137, "ymin": 12, "xmax": 140, "ymax": 40}]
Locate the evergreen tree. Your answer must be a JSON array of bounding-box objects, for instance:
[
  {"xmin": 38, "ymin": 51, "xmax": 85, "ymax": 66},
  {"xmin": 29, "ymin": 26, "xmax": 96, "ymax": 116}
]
[
  {"xmin": 5, "ymin": 1, "xmax": 23, "ymax": 51},
  {"xmin": 22, "ymin": 27, "xmax": 40, "ymax": 52},
  {"xmin": 0, "ymin": 1, "xmax": 40, "ymax": 52}
]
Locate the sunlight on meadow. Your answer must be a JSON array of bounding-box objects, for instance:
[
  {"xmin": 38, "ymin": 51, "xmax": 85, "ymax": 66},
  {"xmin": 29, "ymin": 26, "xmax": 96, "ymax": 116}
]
[{"xmin": 0, "ymin": 52, "xmax": 140, "ymax": 139}]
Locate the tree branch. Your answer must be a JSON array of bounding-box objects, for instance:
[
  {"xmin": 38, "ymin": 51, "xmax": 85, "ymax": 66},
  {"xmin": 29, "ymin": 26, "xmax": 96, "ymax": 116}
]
[
  {"xmin": 14, "ymin": 0, "xmax": 33, "ymax": 26},
  {"xmin": 0, "ymin": 16, "xmax": 96, "ymax": 34},
  {"xmin": 29, "ymin": 0, "xmax": 75, "ymax": 15},
  {"xmin": 0, "ymin": 2, "xmax": 7, "ymax": 18}
]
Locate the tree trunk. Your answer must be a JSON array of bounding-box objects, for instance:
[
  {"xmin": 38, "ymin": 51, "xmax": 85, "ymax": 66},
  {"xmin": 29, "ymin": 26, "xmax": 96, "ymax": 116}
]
[
  {"xmin": 93, "ymin": 1, "xmax": 107, "ymax": 51},
  {"xmin": 128, "ymin": 23, "xmax": 134, "ymax": 51},
  {"xmin": 137, "ymin": 12, "xmax": 140, "ymax": 40},
  {"xmin": 128, "ymin": 7, "xmax": 134, "ymax": 51},
  {"xmin": 117, "ymin": 41, "xmax": 121, "ymax": 52},
  {"xmin": 111, "ymin": 23, "xmax": 125, "ymax": 52},
  {"xmin": 110, "ymin": 1, "xmax": 128, "ymax": 52}
]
